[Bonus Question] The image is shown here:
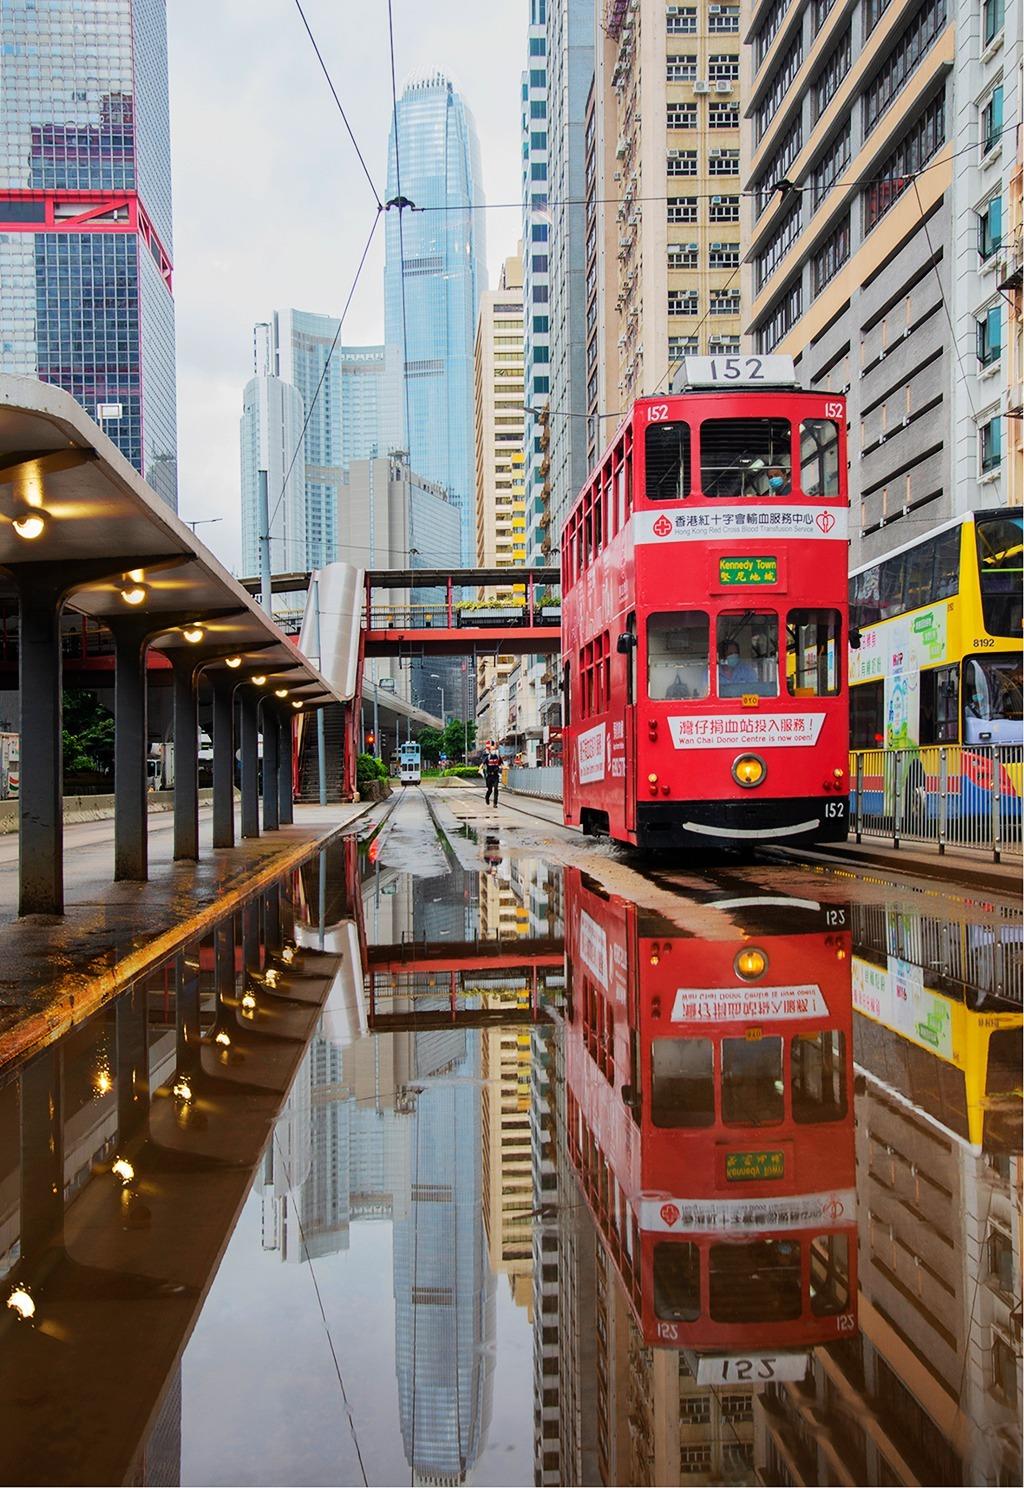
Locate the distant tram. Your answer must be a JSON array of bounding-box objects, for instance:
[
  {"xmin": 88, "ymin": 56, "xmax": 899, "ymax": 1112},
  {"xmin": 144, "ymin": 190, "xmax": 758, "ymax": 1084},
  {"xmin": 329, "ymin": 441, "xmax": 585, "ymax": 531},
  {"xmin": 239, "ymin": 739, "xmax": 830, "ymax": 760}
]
[
  {"xmin": 561, "ymin": 354, "xmax": 851, "ymax": 851},
  {"xmin": 397, "ymin": 741, "xmax": 421, "ymax": 785}
]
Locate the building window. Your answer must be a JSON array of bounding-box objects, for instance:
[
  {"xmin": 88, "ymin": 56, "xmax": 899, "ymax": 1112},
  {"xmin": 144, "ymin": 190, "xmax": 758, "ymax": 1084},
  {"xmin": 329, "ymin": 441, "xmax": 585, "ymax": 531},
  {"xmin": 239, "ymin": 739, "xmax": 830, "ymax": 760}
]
[
  {"xmin": 977, "ymin": 306, "xmax": 1002, "ymax": 366},
  {"xmin": 668, "ymin": 196, "xmax": 699, "ymax": 222},
  {"xmin": 813, "ymin": 0, "xmax": 838, "ymax": 26},
  {"xmin": 978, "ymin": 196, "xmax": 1002, "ymax": 258},
  {"xmin": 709, "ymin": 54, "xmax": 739, "ymax": 81},
  {"xmin": 709, "ymin": 241, "xmax": 740, "ymax": 268},
  {"xmin": 864, "ymin": 0, "xmax": 892, "ymax": 34},
  {"xmin": 755, "ymin": 201, "xmax": 801, "ymax": 291},
  {"xmin": 529, "ymin": 69, "xmax": 546, "ymax": 87},
  {"xmin": 668, "ymin": 102, "xmax": 698, "ymax": 128},
  {"xmin": 755, "ymin": 36, "xmax": 803, "ymax": 140},
  {"xmin": 709, "ymin": 334, "xmax": 741, "ymax": 354},
  {"xmin": 669, "ymin": 289, "xmax": 699, "ymax": 316},
  {"xmin": 755, "ymin": 118, "xmax": 804, "ymax": 216},
  {"xmin": 812, "ymin": 214, "xmax": 851, "ymax": 295},
  {"xmin": 811, "ymin": 125, "xmax": 851, "ymax": 209},
  {"xmin": 862, "ymin": 0, "xmax": 947, "ymax": 138},
  {"xmin": 863, "ymin": 93, "xmax": 945, "ymax": 232},
  {"xmin": 534, "ymin": 376, "xmax": 549, "ymax": 394},
  {"xmin": 709, "ymin": 5, "xmax": 740, "ymax": 32},
  {"xmin": 709, "ymin": 148, "xmax": 740, "ymax": 174},
  {"xmin": 530, "ymin": 100, "xmax": 546, "ymax": 119},
  {"xmin": 709, "ymin": 101, "xmax": 740, "ymax": 128},
  {"xmin": 757, "ymin": 279, "xmax": 802, "ymax": 351},
  {"xmin": 667, "ymin": 53, "xmax": 698, "ymax": 81},
  {"xmin": 813, "ymin": 29, "xmax": 851, "ymax": 120},
  {"xmin": 709, "ymin": 195, "xmax": 740, "ymax": 221},
  {"xmin": 983, "ymin": 0, "xmax": 1004, "ymax": 43},
  {"xmin": 533, "ymin": 285, "xmax": 549, "ymax": 303},
  {"xmin": 981, "ymin": 415, "xmax": 1002, "ymax": 471},
  {"xmin": 531, "ymin": 162, "xmax": 548, "ymax": 181},
  {"xmin": 982, "ymin": 85, "xmax": 1004, "ymax": 154},
  {"xmin": 529, "ymin": 36, "xmax": 546, "ymax": 55},
  {"xmin": 667, "ymin": 5, "xmax": 698, "ymax": 33},
  {"xmin": 532, "ymin": 223, "xmax": 549, "ymax": 242},
  {"xmin": 754, "ymin": 0, "xmax": 788, "ymax": 68},
  {"xmin": 668, "ymin": 149, "xmax": 699, "ymax": 175},
  {"xmin": 530, "ymin": 131, "xmax": 547, "ymax": 150},
  {"xmin": 669, "ymin": 335, "xmax": 699, "ymax": 358},
  {"xmin": 532, "ymin": 254, "xmax": 549, "ymax": 273},
  {"xmin": 533, "ymin": 315, "xmax": 549, "ymax": 333},
  {"xmin": 668, "ymin": 241, "xmax": 699, "ymax": 268},
  {"xmin": 710, "ymin": 289, "xmax": 740, "ymax": 314}
]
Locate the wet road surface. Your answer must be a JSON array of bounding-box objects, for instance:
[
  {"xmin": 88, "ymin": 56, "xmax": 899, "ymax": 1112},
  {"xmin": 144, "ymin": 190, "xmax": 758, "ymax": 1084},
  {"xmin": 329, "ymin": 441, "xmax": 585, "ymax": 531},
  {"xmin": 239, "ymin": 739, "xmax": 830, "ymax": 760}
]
[{"xmin": 0, "ymin": 785, "xmax": 1019, "ymax": 1486}]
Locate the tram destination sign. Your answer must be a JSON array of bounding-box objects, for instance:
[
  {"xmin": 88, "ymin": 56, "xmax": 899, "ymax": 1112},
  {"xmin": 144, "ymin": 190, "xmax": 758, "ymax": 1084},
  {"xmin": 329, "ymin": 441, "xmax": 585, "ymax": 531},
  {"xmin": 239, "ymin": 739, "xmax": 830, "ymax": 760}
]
[
  {"xmin": 719, "ymin": 555, "xmax": 778, "ymax": 586},
  {"xmin": 725, "ymin": 1150, "xmax": 786, "ymax": 1182},
  {"xmin": 674, "ymin": 354, "xmax": 797, "ymax": 388}
]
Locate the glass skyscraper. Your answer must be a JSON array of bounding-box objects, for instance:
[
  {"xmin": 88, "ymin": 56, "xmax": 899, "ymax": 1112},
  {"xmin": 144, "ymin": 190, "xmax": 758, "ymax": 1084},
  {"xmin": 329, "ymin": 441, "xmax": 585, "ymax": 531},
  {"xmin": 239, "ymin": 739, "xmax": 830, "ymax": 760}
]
[
  {"xmin": 0, "ymin": 0, "xmax": 178, "ymax": 507},
  {"xmin": 384, "ymin": 73, "xmax": 485, "ymax": 567}
]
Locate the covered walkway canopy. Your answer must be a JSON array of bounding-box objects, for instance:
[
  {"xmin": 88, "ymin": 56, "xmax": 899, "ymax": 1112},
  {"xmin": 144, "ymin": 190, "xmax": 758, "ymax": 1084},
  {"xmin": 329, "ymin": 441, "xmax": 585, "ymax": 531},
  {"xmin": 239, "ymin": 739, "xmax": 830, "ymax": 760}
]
[{"xmin": 0, "ymin": 375, "xmax": 343, "ymax": 915}]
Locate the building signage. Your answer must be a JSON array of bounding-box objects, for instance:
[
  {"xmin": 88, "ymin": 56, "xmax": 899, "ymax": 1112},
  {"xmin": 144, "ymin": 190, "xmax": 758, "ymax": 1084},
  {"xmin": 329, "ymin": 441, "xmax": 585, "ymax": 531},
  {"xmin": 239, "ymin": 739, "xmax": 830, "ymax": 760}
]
[
  {"xmin": 725, "ymin": 1150, "xmax": 786, "ymax": 1182},
  {"xmin": 719, "ymin": 555, "xmax": 778, "ymax": 585},
  {"xmin": 666, "ymin": 713, "xmax": 824, "ymax": 748},
  {"xmin": 578, "ymin": 911, "xmax": 608, "ymax": 985},
  {"xmin": 670, "ymin": 985, "xmax": 827, "ymax": 1023},
  {"xmin": 852, "ymin": 956, "xmax": 953, "ymax": 1059},
  {"xmin": 577, "ymin": 722, "xmax": 606, "ymax": 783},
  {"xmin": 634, "ymin": 505, "xmax": 847, "ymax": 544},
  {"xmin": 694, "ymin": 1352, "xmax": 811, "ymax": 1386},
  {"xmin": 637, "ymin": 1188, "xmax": 855, "ymax": 1233}
]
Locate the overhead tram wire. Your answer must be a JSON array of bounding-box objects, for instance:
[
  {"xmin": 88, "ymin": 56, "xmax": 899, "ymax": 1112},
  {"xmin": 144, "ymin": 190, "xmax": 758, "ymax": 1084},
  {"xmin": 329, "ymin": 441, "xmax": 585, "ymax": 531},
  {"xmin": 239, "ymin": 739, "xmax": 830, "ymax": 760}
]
[
  {"xmin": 384, "ymin": 0, "xmax": 415, "ymax": 469},
  {"xmin": 912, "ymin": 174, "xmax": 979, "ymax": 422},
  {"xmin": 291, "ymin": 0, "xmax": 383, "ymax": 210},
  {"xmin": 266, "ymin": 209, "xmax": 382, "ymax": 534}
]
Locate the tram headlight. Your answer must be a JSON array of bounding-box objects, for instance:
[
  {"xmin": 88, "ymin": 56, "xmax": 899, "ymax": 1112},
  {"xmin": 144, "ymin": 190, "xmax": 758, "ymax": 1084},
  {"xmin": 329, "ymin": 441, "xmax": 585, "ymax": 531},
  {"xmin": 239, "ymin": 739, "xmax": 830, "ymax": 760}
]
[
  {"xmin": 735, "ymin": 947, "xmax": 768, "ymax": 981},
  {"xmin": 732, "ymin": 753, "xmax": 766, "ymax": 788}
]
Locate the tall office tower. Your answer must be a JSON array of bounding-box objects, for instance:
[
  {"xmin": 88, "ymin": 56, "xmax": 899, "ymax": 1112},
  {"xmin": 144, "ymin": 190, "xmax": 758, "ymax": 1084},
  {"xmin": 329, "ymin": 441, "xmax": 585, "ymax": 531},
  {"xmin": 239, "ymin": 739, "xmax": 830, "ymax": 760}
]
[
  {"xmin": 545, "ymin": 0, "xmax": 595, "ymax": 544},
  {"xmin": 384, "ymin": 73, "xmax": 486, "ymax": 567},
  {"xmin": 589, "ymin": 3, "xmax": 743, "ymax": 447},
  {"xmin": 480, "ymin": 1019, "xmax": 534, "ymax": 1310},
  {"xmin": 239, "ymin": 324, "xmax": 307, "ymax": 579},
  {"xmin": 0, "ymin": 0, "xmax": 178, "ymax": 506},
  {"xmin": 522, "ymin": 1, "xmax": 553, "ymax": 567},
  {"xmin": 741, "ymin": 0, "xmax": 1020, "ymax": 568},
  {"xmin": 474, "ymin": 251, "xmax": 525, "ymax": 746}
]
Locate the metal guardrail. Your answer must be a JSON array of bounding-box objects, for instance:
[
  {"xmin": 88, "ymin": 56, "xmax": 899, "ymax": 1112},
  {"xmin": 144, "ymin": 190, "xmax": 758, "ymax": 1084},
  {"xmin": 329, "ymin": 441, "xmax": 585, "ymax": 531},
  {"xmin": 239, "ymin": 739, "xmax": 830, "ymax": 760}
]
[
  {"xmin": 506, "ymin": 766, "xmax": 563, "ymax": 800},
  {"xmin": 850, "ymin": 745, "xmax": 1023, "ymax": 861},
  {"xmin": 366, "ymin": 604, "xmax": 561, "ymax": 629}
]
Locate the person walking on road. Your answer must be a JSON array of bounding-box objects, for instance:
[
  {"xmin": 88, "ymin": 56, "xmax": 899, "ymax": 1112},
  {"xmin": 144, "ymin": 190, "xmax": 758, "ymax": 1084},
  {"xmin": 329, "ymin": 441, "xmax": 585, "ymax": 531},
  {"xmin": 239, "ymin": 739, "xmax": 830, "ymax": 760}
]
[{"xmin": 482, "ymin": 746, "xmax": 502, "ymax": 808}]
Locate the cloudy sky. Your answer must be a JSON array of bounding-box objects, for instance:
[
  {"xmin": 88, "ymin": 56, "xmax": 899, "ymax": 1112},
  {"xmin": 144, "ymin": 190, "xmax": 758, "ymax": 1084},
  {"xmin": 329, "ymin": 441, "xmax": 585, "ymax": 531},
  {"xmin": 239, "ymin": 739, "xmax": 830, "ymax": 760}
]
[{"xmin": 167, "ymin": 1, "xmax": 528, "ymax": 570}]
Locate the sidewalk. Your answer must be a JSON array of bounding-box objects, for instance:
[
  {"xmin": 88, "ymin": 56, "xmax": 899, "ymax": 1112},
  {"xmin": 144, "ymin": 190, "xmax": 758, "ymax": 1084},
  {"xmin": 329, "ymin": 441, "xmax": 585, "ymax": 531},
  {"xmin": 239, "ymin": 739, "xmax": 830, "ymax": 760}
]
[{"xmin": 0, "ymin": 800, "xmax": 373, "ymax": 1074}]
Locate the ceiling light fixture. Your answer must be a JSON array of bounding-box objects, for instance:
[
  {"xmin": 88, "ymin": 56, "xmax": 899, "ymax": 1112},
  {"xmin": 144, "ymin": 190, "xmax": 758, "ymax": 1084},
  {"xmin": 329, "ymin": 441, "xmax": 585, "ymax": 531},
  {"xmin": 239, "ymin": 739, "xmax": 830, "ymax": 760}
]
[
  {"xmin": 12, "ymin": 508, "xmax": 48, "ymax": 540},
  {"xmin": 274, "ymin": 688, "xmax": 288, "ymax": 699},
  {"xmin": 182, "ymin": 624, "xmax": 205, "ymax": 644},
  {"xmin": 251, "ymin": 674, "xmax": 267, "ymax": 686},
  {"xmin": 225, "ymin": 655, "xmax": 242, "ymax": 669}
]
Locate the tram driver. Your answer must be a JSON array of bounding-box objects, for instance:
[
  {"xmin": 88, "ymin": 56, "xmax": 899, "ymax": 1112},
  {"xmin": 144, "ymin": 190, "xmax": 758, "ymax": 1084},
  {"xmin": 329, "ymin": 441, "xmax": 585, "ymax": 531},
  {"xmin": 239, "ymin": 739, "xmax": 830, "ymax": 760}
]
[{"xmin": 718, "ymin": 640, "xmax": 764, "ymax": 697}]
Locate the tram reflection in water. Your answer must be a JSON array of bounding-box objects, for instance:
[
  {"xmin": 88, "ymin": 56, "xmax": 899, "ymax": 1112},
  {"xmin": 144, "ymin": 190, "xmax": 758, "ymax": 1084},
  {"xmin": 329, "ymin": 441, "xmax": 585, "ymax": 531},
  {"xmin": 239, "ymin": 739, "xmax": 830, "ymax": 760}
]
[{"xmin": 563, "ymin": 869, "xmax": 856, "ymax": 1382}]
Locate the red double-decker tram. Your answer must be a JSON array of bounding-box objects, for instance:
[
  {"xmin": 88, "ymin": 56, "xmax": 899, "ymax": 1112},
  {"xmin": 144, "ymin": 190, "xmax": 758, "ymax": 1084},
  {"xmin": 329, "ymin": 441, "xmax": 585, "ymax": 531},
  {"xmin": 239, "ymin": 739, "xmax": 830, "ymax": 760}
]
[
  {"xmin": 561, "ymin": 354, "xmax": 850, "ymax": 851},
  {"xmin": 563, "ymin": 868, "xmax": 856, "ymax": 1376}
]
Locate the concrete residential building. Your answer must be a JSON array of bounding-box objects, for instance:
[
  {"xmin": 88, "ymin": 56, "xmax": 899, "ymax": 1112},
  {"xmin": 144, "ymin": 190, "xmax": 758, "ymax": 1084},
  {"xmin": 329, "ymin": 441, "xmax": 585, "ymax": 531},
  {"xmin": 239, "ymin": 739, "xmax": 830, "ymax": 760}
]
[
  {"xmin": 0, "ymin": 0, "xmax": 178, "ymax": 506},
  {"xmin": 741, "ymin": 0, "xmax": 1021, "ymax": 568},
  {"xmin": 384, "ymin": 73, "xmax": 486, "ymax": 567},
  {"xmin": 239, "ymin": 324, "xmax": 307, "ymax": 581},
  {"xmin": 474, "ymin": 252, "xmax": 526, "ymax": 745},
  {"xmin": 589, "ymin": 2, "xmax": 744, "ymax": 437},
  {"xmin": 481, "ymin": 1015, "xmax": 535, "ymax": 1311}
]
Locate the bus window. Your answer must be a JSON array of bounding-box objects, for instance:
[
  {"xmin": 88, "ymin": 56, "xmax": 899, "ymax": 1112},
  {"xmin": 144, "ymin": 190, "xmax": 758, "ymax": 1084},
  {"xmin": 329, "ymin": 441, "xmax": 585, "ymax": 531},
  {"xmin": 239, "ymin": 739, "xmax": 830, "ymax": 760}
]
[
  {"xmin": 786, "ymin": 609, "xmax": 841, "ymax": 696},
  {"xmin": 964, "ymin": 656, "xmax": 1023, "ymax": 742},
  {"xmin": 717, "ymin": 612, "xmax": 778, "ymax": 697},
  {"xmin": 721, "ymin": 1037, "xmax": 784, "ymax": 1125},
  {"xmin": 653, "ymin": 1241, "xmax": 700, "ymax": 1321},
  {"xmin": 850, "ymin": 679, "xmax": 883, "ymax": 747},
  {"xmin": 645, "ymin": 422, "xmax": 691, "ymax": 500},
  {"xmin": 709, "ymin": 1240, "xmax": 802, "ymax": 1322},
  {"xmin": 976, "ymin": 512, "xmax": 1024, "ymax": 636},
  {"xmin": 879, "ymin": 553, "xmax": 905, "ymax": 619},
  {"xmin": 799, "ymin": 418, "xmax": 840, "ymax": 497},
  {"xmin": 810, "ymin": 1233, "xmax": 850, "ymax": 1315},
  {"xmin": 701, "ymin": 418, "xmax": 791, "ymax": 497},
  {"xmin": 651, "ymin": 1038, "xmax": 714, "ymax": 1127},
  {"xmin": 791, "ymin": 1031, "xmax": 847, "ymax": 1123},
  {"xmin": 648, "ymin": 612, "xmax": 709, "ymax": 700},
  {"xmin": 934, "ymin": 526, "xmax": 960, "ymax": 599},
  {"xmin": 919, "ymin": 664, "xmax": 959, "ymax": 744}
]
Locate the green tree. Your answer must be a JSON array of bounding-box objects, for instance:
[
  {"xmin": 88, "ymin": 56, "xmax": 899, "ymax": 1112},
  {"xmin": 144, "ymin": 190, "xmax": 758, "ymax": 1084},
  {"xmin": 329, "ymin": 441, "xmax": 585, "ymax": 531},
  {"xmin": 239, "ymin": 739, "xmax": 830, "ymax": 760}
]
[
  {"xmin": 441, "ymin": 717, "xmax": 476, "ymax": 763},
  {"xmin": 62, "ymin": 689, "xmax": 115, "ymax": 778},
  {"xmin": 416, "ymin": 726, "xmax": 445, "ymax": 763}
]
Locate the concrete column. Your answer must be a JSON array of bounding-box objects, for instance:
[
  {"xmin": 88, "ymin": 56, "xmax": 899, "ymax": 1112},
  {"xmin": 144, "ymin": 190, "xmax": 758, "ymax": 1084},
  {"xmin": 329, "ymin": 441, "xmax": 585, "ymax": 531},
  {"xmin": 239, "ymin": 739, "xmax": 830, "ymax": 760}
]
[
  {"xmin": 242, "ymin": 898, "xmax": 260, "ymax": 973},
  {"xmin": 171, "ymin": 657, "xmax": 199, "ymax": 861},
  {"xmin": 211, "ymin": 674, "xmax": 235, "ymax": 849},
  {"xmin": 112, "ymin": 627, "xmax": 149, "ymax": 881},
  {"xmin": 20, "ymin": 1047, "xmax": 64, "ymax": 1256},
  {"xmin": 239, "ymin": 688, "xmax": 260, "ymax": 839},
  {"xmin": 16, "ymin": 583, "xmax": 64, "ymax": 915},
  {"xmin": 261, "ymin": 703, "xmax": 280, "ymax": 832},
  {"xmin": 264, "ymin": 885, "xmax": 282, "ymax": 953},
  {"xmin": 278, "ymin": 712, "xmax": 294, "ymax": 825}
]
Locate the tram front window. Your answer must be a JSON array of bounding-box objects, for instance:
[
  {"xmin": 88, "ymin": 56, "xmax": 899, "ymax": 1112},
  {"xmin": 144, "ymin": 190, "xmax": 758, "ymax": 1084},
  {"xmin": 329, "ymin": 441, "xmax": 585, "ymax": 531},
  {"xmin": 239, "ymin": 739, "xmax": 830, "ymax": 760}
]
[
  {"xmin": 717, "ymin": 612, "xmax": 779, "ymax": 697},
  {"xmin": 964, "ymin": 656, "xmax": 1023, "ymax": 744},
  {"xmin": 721, "ymin": 1036, "xmax": 784, "ymax": 1126},
  {"xmin": 651, "ymin": 1038, "xmax": 714, "ymax": 1127},
  {"xmin": 653, "ymin": 1241, "xmax": 701, "ymax": 1321},
  {"xmin": 648, "ymin": 611, "xmax": 709, "ymax": 700},
  {"xmin": 701, "ymin": 418, "xmax": 791, "ymax": 497},
  {"xmin": 709, "ymin": 1240, "xmax": 802, "ymax": 1322},
  {"xmin": 791, "ymin": 1031, "xmax": 847, "ymax": 1123}
]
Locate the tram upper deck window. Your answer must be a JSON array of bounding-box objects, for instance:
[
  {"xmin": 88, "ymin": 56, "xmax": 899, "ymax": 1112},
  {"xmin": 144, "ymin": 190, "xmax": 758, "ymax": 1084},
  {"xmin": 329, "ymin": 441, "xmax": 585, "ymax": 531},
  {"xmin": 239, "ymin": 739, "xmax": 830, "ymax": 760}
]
[
  {"xmin": 976, "ymin": 512, "xmax": 1024, "ymax": 636},
  {"xmin": 645, "ymin": 421, "xmax": 692, "ymax": 499},
  {"xmin": 700, "ymin": 418, "xmax": 791, "ymax": 497},
  {"xmin": 810, "ymin": 1232, "xmax": 850, "ymax": 1316},
  {"xmin": 709, "ymin": 1240, "xmax": 802, "ymax": 1322},
  {"xmin": 649, "ymin": 611, "xmax": 709, "ymax": 700},
  {"xmin": 651, "ymin": 1037, "xmax": 714, "ymax": 1127},
  {"xmin": 799, "ymin": 418, "xmax": 840, "ymax": 497},
  {"xmin": 717, "ymin": 612, "xmax": 778, "ymax": 697}
]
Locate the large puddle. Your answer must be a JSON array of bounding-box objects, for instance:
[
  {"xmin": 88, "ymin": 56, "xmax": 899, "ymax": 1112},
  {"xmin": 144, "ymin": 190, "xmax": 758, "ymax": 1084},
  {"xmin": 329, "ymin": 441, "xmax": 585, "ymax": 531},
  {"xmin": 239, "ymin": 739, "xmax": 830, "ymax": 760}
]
[{"xmin": 0, "ymin": 824, "xmax": 1019, "ymax": 1486}]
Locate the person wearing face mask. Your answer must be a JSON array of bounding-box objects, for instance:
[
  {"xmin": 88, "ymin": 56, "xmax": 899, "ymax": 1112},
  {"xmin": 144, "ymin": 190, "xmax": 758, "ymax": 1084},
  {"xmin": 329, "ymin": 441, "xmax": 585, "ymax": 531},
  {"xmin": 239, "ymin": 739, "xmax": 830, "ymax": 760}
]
[
  {"xmin": 718, "ymin": 640, "xmax": 761, "ymax": 696},
  {"xmin": 764, "ymin": 464, "xmax": 788, "ymax": 495}
]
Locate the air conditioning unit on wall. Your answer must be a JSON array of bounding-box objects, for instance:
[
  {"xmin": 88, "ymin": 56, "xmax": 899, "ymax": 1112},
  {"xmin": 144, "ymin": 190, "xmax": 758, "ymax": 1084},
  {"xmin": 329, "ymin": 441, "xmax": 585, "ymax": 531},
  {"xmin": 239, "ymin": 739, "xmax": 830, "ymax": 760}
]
[{"xmin": 693, "ymin": 80, "xmax": 710, "ymax": 94}]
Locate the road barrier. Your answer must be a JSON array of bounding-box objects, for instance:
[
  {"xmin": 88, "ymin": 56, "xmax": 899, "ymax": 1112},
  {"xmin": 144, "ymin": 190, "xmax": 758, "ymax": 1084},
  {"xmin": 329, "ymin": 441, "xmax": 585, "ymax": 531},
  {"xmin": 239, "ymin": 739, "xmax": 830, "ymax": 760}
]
[
  {"xmin": 506, "ymin": 766, "xmax": 563, "ymax": 801},
  {"xmin": 850, "ymin": 745, "xmax": 1023, "ymax": 861}
]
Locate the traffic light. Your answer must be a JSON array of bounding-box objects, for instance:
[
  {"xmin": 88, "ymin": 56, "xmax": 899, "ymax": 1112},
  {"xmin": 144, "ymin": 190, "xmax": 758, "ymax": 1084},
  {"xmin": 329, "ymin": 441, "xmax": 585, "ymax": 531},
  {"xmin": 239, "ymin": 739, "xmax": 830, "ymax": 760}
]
[{"xmin": 365, "ymin": 731, "xmax": 375, "ymax": 748}]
